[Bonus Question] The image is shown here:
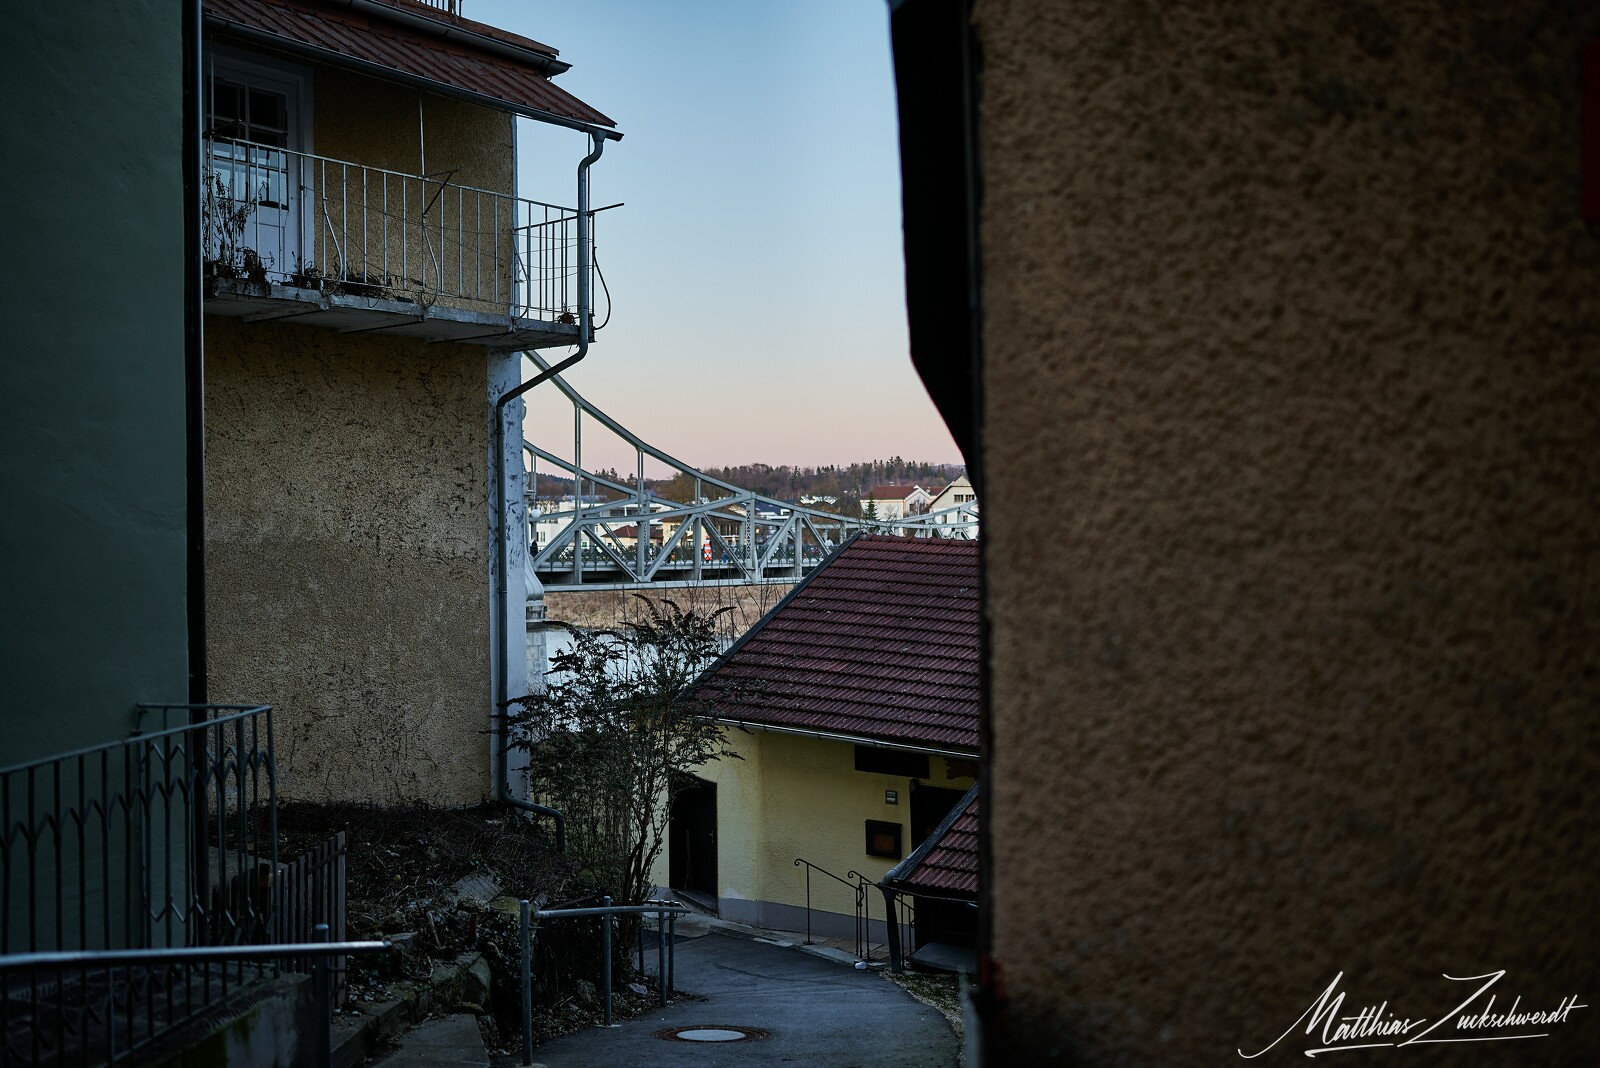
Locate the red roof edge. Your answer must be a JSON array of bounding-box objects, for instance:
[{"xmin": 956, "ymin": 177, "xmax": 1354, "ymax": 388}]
[
  {"xmin": 361, "ymin": 0, "xmax": 563, "ymax": 64},
  {"xmin": 881, "ymin": 782, "xmax": 980, "ymax": 897}
]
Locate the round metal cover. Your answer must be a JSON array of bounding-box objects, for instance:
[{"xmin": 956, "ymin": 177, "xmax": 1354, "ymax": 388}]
[{"xmin": 654, "ymin": 1025, "xmax": 770, "ymax": 1043}]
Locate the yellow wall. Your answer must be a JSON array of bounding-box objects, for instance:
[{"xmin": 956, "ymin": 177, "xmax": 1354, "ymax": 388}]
[
  {"xmin": 655, "ymin": 729, "xmax": 975, "ymax": 932},
  {"xmin": 204, "ymin": 318, "xmax": 491, "ymax": 804},
  {"xmin": 309, "ymin": 63, "xmax": 518, "ymax": 314}
]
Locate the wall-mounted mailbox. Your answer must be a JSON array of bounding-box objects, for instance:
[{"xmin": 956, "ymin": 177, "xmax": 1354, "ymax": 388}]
[{"xmin": 866, "ymin": 819, "xmax": 902, "ymax": 859}]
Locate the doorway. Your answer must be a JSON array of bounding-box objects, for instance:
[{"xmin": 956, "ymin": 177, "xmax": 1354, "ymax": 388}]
[
  {"xmin": 668, "ymin": 774, "xmax": 717, "ymax": 906},
  {"xmin": 204, "ymin": 51, "xmax": 309, "ymax": 282},
  {"xmin": 911, "ymin": 785, "xmax": 965, "ymax": 847}
]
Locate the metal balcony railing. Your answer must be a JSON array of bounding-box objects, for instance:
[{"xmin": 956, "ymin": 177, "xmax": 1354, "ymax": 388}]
[
  {"xmin": 203, "ymin": 135, "xmax": 589, "ymax": 323},
  {"xmin": 0, "ymin": 704, "xmax": 321, "ymax": 1066}
]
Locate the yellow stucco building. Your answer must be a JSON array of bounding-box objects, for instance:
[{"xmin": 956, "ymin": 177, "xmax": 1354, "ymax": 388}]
[{"xmin": 655, "ymin": 535, "xmax": 980, "ymax": 946}]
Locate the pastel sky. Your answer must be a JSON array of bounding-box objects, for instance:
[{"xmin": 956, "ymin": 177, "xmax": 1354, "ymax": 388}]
[{"xmin": 468, "ymin": 0, "xmax": 960, "ymax": 477}]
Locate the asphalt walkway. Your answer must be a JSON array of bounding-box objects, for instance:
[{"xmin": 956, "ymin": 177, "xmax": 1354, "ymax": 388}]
[{"xmin": 513, "ymin": 930, "xmax": 958, "ymax": 1068}]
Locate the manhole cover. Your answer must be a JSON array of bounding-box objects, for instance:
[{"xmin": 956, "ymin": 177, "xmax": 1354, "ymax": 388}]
[{"xmin": 654, "ymin": 1025, "xmax": 770, "ymax": 1043}]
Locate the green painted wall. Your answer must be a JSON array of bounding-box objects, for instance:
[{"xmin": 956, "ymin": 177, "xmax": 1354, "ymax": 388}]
[{"xmin": 0, "ymin": 3, "xmax": 189, "ymax": 765}]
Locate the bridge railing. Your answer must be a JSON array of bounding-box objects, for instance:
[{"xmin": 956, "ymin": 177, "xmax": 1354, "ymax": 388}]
[{"xmin": 516, "ymin": 351, "xmax": 975, "ymax": 590}]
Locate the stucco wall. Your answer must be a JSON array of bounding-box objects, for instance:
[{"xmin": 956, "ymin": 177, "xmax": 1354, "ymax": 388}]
[
  {"xmin": 1, "ymin": 2, "xmax": 188, "ymax": 763},
  {"xmin": 204, "ymin": 319, "xmax": 491, "ymax": 804},
  {"xmin": 311, "ymin": 64, "xmax": 517, "ymax": 314},
  {"xmin": 974, "ymin": 0, "xmax": 1599, "ymax": 1063},
  {"xmin": 654, "ymin": 731, "xmax": 974, "ymax": 931}
]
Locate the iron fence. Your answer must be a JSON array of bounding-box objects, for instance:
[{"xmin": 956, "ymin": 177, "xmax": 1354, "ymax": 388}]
[
  {"xmin": 0, "ymin": 927, "xmax": 388, "ymax": 1068},
  {"xmin": 274, "ymin": 832, "xmax": 347, "ymax": 1005},
  {"xmin": 0, "ymin": 704, "xmax": 299, "ymax": 1066},
  {"xmin": 202, "ymin": 135, "xmax": 588, "ymax": 322}
]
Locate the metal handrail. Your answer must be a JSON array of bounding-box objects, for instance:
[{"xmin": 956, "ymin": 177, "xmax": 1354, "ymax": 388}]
[
  {"xmin": 0, "ymin": 925, "xmax": 389, "ymax": 1068},
  {"xmin": 516, "ymin": 897, "xmax": 691, "ymax": 1066},
  {"xmin": 0, "ymin": 704, "xmax": 270, "ymax": 776},
  {"xmin": 792, "ymin": 858, "xmax": 875, "ymax": 960},
  {"xmin": 0, "ymin": 939, "xmax": 385, "ymax": 972}
]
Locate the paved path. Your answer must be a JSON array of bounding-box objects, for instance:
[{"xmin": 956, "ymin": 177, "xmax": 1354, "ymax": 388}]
[{"xmin": 520, "ymin": 931, "xmax": 959, "ymax": 1068}]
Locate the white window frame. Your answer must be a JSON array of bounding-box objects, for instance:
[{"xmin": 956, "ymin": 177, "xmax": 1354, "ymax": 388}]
[{"xmin": 205, "ymin": 46, "xmax": 315, "ymax": 277}]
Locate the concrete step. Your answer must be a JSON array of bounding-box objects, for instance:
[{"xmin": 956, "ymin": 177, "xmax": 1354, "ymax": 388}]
[
  {"xmin": 366, "ymin": 1013, "xmax": 489, "ymax": 1068},
  {"xmin": 331, "ymin": 953, "xmax": 491, "ymax": 1068}
]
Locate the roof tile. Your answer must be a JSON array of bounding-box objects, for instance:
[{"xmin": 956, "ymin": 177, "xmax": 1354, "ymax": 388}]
[
  {"xmin": 883, "ymin": 785, "xmax": 979, "ymax": 897},
  {"xmin": 695, "ymin": 535, "xmax": 979, "ymax": 751},
  {"xmin": 204, "ymin": 0, "xmax": 615, "ymax": 127}
]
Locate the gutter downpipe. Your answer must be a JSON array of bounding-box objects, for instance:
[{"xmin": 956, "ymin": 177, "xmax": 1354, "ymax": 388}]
[
  {"xmin": 185, "ymin": 0, "xmax": 214, "ymax": 942},
  {"xmin": 491, "ymin": 130, "xmax": 607, "ymax": 852}
]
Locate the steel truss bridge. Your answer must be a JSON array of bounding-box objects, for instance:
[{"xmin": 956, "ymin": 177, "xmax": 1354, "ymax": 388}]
[{"xmin": 521, "ymin": 353, "xmax": 978, "ymax": 591}]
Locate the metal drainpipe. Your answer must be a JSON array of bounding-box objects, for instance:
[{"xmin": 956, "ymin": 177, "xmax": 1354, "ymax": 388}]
[
  {"xmin": 492, "ymin": 130, "xmax": 607, "ymax": 851},
  {"xmin": 184, "ymin": 0, "xmax": 207, "ymax": 710}
]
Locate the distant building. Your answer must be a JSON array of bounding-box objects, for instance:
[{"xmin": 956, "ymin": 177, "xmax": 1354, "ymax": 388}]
[
  {"xmin": 861, "ymin": 485, "xmax": 932, "ymax": 532},
  {"xmin": 924, "ymin": 475, "xmax": 979, "ymax": 537}
]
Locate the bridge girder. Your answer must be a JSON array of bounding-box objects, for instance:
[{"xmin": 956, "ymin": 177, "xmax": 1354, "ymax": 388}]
[{"xmin": 518, "ymin": 353, "xmax": 977, "ymax": 592}]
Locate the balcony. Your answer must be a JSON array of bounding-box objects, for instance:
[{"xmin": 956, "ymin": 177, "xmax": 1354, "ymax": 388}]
[{"xmin": 202, "ymin": 135, "xmax": 599, "ymax": 349}]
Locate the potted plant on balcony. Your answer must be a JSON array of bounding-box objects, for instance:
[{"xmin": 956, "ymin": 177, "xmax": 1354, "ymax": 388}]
[{"xmin": 202, "ymin": 174, "xmax": 271, "ymax": 295}]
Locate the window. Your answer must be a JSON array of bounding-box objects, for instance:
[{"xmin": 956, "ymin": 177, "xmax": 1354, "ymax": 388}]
[
  {"xmin": 203, "ymin": 50, "xmax": 310, "ymax": 279},
  {"xmin": 865, "ymin": 820, "xmax": 903, "ymax": 859},
  {"xmin": 854, "ymin": 746, "xmax": 929, "ymax": 779},
  {"xmin": 208, "ymin": 80, "xmax": 291, "ymax": 209}
]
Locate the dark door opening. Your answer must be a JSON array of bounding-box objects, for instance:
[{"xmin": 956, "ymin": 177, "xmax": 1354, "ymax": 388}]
[
  {"xmin": 669, "ymin": 774, "xmax": 717, "ymax": 904},
  {"xmin": 913, "ymin": 895, "xmax": 979, "ymax": 947},
  {"xmin": 911, "ymin": 785, "xmax": 965, "ymax": 847}
]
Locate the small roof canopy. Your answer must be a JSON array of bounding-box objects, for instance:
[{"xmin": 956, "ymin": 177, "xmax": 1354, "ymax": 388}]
[{"xmin": 881, "ymin": 783, "xmax": 979, "ymax": 898}]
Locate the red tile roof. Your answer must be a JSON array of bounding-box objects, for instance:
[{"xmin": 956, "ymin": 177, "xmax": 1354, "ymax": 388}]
[
  {"xmin": 863, "ymin": 484, "xmax": 927, "ymax": 500},
  {"xmin": 204, "ymin": 0, "xmax": 616, "ymax": 128},
  {"xmin": 884, "ymin": 784, "xmax": 979, "ymax": 897},
  {"xmin": 693, "ymin": 535, "xmax": 979, "ymax": 752},
  {"xmin": 368, "ymin": 0, "xmax": 560, "ymax": 57}
]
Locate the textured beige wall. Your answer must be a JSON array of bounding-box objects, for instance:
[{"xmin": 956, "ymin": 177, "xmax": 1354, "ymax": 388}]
[
  {"xmin": 975, "ymin": 0, "xmax": 1599, "ymax": 1063},
  {"xmin": 205, "ymin": 319, "xmax": 491, "ymax": 804},
  {"xmin": 310, "ymin": 64, "xmax": 517, "ymax": 312}
]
